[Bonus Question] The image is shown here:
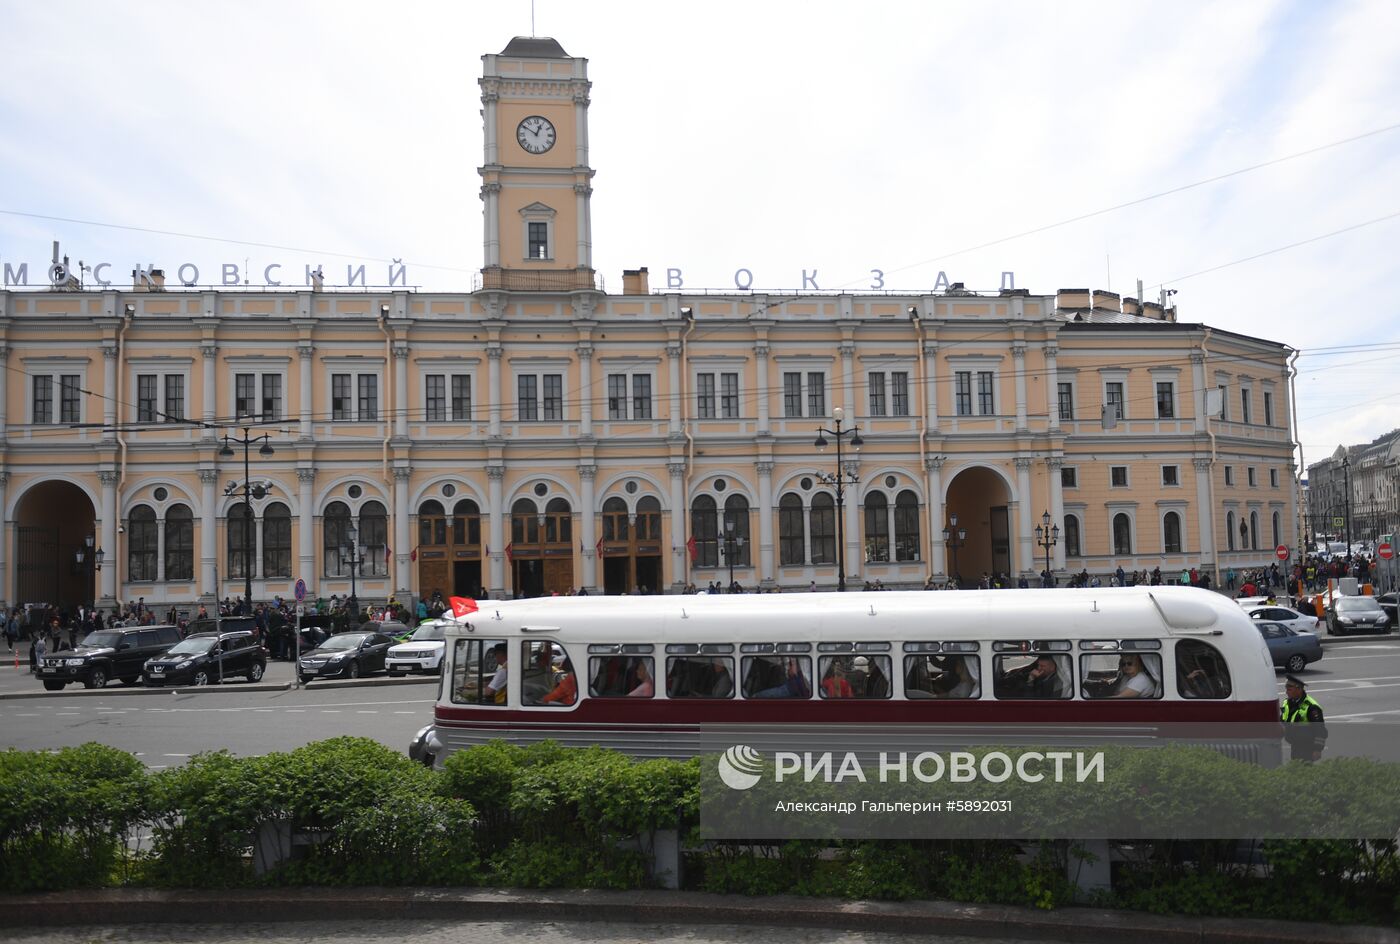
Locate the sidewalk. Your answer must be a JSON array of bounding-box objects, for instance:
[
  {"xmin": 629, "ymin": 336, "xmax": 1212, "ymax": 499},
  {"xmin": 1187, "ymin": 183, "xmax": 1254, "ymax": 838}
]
[{"xmin": 1, "ymin": 888, "xmax": 1395, "ymax": 943}]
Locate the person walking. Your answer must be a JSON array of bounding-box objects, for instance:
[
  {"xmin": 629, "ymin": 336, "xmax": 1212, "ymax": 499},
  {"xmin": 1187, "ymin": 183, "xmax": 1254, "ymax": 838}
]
[{"xmin": 1281, "ymin": 675, "xmax": 1327, "ymax": 762}]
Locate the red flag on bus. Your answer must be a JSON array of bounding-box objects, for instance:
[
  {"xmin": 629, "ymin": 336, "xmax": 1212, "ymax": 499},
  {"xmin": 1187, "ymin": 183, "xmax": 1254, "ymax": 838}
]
[{"xmin": 449, "ymin": 596, "xmax": 478, "ymax": 618}]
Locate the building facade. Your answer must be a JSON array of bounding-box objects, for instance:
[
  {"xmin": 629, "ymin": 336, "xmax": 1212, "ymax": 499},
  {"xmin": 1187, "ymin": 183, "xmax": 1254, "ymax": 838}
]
[
  {"xmin": 1307, "ymin": 431, "xmax": 1400, "ymax": 548},
  {"xmin": 0, "ymin": 37, "xmax": 1299, "ymax": 612}
]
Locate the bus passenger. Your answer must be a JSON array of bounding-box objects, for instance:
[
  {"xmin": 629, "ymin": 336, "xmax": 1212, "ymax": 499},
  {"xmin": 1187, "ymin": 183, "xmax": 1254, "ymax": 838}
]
[
  {"xmin": 821, "ymin": 659, "xmax": 854, "ymax": 698},
  {"xmin": 541, "ymin": 656, "xmax": 578, "ymax": 705},
  {"xmin": 1110, "ymin": 654, "xmax": 1156, "ymax": 698},
  {"xmin": 707, "ymin": 658, "xmax": 734, "ymax": 698},
  {"xmin": 934, "ymin": 656, "xmax": 978, "ymax": 699},
  {"xmin": 1000, "ymin": 655, "xmax": 1064, "ymax": 699},
  {"xmin": 627, "ymin": 659, "xmax": 654, "ymax": 697},
  {"xmin": 752, "ymin": 658, "xmax": 811, "ymax": 698},
  {"xmin": 484, "ymin": 644, "xmax": 508, "ymax": 704}
]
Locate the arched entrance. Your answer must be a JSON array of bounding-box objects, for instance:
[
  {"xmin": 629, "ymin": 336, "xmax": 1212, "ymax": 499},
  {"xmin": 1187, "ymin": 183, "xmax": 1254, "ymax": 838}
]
[
  {"xmin": 600, "ymin": 496, "xmax": 663, "ymax": 594},
  {"xmin": 416, "ymin": 498, "xmax": 484, "ymax": 599},
  {"xmin": 510, "ymin": 497, "xmax": 574, "ymax": 597},
  {"xmin": 944, "ymin": 466, "xmax": 1013, "ymax": 585},
  {"xmin": 15, "ymin": 481, "xmax": 98, "ymax": 610}
]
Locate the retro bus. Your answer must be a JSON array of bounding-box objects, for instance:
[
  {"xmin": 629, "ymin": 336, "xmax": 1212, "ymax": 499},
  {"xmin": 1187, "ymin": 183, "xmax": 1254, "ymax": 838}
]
[{"xmin": 408, "ymin": 586, "xmax": 1278, "ymax": 766}]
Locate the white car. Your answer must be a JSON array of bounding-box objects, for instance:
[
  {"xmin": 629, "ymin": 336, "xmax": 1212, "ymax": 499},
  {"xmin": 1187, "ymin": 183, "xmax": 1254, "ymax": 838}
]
[
  {"xmin": 1243, "ymin": 605, "xmax": 1320, "ymax": 634},
  {"xmin": 385, "ymin": 620, "xmax": 450, "ymax": 676}
]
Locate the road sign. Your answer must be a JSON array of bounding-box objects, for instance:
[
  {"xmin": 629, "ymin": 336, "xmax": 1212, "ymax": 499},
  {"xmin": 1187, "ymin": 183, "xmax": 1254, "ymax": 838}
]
[
  {"xmin": 294, "ymin": 578, "xmax": 307, "ymax": 602},
  {"xmin": 1275, "ymin": 545, "xmax": 1289, "ymax": 561},
  {"xmin": 1380, "ymin": 543, "xmax": 1395, "ymax": 561}
]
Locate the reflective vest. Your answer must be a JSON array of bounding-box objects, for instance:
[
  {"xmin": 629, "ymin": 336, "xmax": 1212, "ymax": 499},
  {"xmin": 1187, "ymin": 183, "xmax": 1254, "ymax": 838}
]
[{"xmin": 1281, "ymin": 694, "xmax": 1321, "ymax": 723}]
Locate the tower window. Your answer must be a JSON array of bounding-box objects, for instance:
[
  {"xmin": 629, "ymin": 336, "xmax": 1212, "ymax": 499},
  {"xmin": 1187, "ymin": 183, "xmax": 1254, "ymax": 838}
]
[{"xmin": 527, "ymin": 222, "xmax": 549, "ymax": 260}]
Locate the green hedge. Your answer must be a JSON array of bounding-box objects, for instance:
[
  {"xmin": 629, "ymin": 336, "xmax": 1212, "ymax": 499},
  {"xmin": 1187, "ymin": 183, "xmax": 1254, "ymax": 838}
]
[{"xmin": 0, "ymin": 738, "xmax": 1397, "ymax": 926}]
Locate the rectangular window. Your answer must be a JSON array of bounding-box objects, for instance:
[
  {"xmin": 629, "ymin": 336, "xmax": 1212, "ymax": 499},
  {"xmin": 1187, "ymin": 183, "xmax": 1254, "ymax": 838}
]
[
  {"xmin": 164, "ymin": 375, "xmax": 183, "ymax": 422},
  {"xmin": 977, "ymin": 371, "xmax": 994, "ymax": 415},
  {"xmin": 891, "ymin": 372, "xmax": 909, "ymax": 416},
  {"xmin": 807, "ymin": 372, "xmax": 825, "ymax": 418},
  {"xmin": 608, "ymin": 374, "xmax": 627, "ymax": 419},
  {"xmin": 426, "ymin": 375, "xmax": 446, "ymax": 422},
  {"xmin": 235, "ymin": 373, "xmax": 256, "ymax": 419},
  {"xmin": 697, "ymin": 373, "xmax": 716, "ymax": 419},
  {"xmin": 1241, "ymin": 389, "xmax": 1251, "ymax": 424},
  {"xmin": 1218, "ymin": 385, "xmax": 1229, "ymax": 421},
  {"xmin": 1224, "ymin": 466, "xmax": 1235, "ymax": 486},
  {"xmin": 720, "ymin": 372, "xmax": 739, "ymax": 418},
  {"xmin": 262, "ymin": 374, "xmax": 282, "ymax": 421},
  {"xmin": 1061, "ymin": 467, "xmax": 1078, "ymax": 488},
  {"xmin": 1111, "ymin": 466, "xmax": 1128, "ymax": 487},
  {"xmin": 1156, "ymin": 381, "xmax": 1175, "ymax": 418},
  {"xmin": 32, "ymin": 376, "xmax": 52, "ymax": 424},
  {"xmin": 137, "ymin": 374, "xmax": 158, "ymax": 422},
  {"xmin": 1263, "ymin": 390, "xmax": 1274, "ymax": 426},
  {"xmin": 1247, "ymin": 467, "xmax": 1257, "ymax": 487},
  {"xmin": 355, "ymin": 375, "xmax": 376, "ymax": 421},
  {"xmin": 1057, "ymin": 382, "xmax": 1074, "ymax": 420},
  {"xmin": 632, "ymin": 374, "xmax": 652, "ymax": 420},
  {"xmin": 869, "ymin": 372, "xmax": 886, "ymax": 417},
  {"xmin": 1106, "ymin": 382, "xmax": 1124, "ymax": 420},
  {"xmin": 449, "ymin": 637, "xmax": 509, "ymax": 706},
  {"xmin": 1162, "ymin": 465, "xmax": 1179, "ymax": 486},
  {"xmin": 332, "ymin": 374, "xmax": 352, "ymax": 421},
  {"xmin": 1270, "ymin": 468, "xmax": 1279, "ymax": 488},
  {"xmin": 451, "ymin": 375, "xmax": 471, "ymax": 420},
  {"xmin": 955, "ymin": 371, "xmax": 972, "ymax": 416},
  {"xmin": 518, "ymin": 375, "xmax": 538, "ymax": 421},
  {"xmin": 783, "ymin": 373, "xmax": 802, "ymax": 418},
  {"xmin": 60, "ymin": 375, "xmax": 81, "ymax": 424},
  {"xmin": 527, "ymin": 221, "xmax": 548, "ymax": 260},
  {"xmin": 543, "ymin": 374, "xmax": 563, "ymax": 420}
]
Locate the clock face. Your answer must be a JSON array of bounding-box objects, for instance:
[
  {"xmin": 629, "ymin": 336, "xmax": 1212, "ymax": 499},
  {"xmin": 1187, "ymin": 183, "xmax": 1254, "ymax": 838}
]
[{"xmin": 516, "ymin": 116, "xmax": 556, "ymax": 154}]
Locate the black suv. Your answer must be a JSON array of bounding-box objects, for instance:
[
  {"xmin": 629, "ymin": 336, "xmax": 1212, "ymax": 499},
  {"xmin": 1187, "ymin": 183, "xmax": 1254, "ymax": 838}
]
[
  {"xmin": 143, "ymin": 631, "xmax": 268, "ymax": 687},
  {"xmin": 36, "ymin": 624, "xmax": 183, "ymax": 691}
]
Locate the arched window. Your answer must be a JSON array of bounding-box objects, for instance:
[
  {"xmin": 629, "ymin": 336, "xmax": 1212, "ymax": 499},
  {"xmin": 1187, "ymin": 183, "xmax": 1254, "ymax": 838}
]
[
  {"xmin": 603, "ymin": 496, "xmax": 628, "ymax": 542},
  {"xmin": 1163, "ymin": 511, "xmax": 1182, "ymax": 554},
  {"xmin": 894, "ymin": 490, "xmax": 920, "ymax": 562},
  {"xmin": 263, "ymin": 502, "xmax": 291, "ymax": 577},
  {"xmin": 1226, "ymin": 511, "xmax": 1236, "ymax": 551},
  {"xmin": 324, "ymin": 501, "xmax": 351, "ymax": 577},
  {"xmin": 418, "ymin": 499, "xmax": 445, "ymax": 547},
  {"xmin": 724, "ymin": 494, "xmax": 751, "ymax": 567},
  {"xmin": 779, "ymin": 493, "xmax": 805, "ymax": 565},
  {"xmin": 1064, "ymin": 515, "xmax": 1081, "ymax": 557},
  {"xmin": 636, "ymin": 495, "xmax": 662, "ymax": 542},
  {"xmin": 164, "ymin": 504, "xmax": 193, "ymax": 581},
  {"xmin": 689, "ymin": 495, "xmax": 718, "ymax": 567},
  {"xmin": 545, "ymin": 497, "xmax": 572, "ymax": 544},
  {"xmin": 128, "ymin": 505, "xmax": 158, "ymax": 582},
  {"xmin": 359, "ymin": 500, "xmax": 388, "ymax": 577},
  {"xmin": 1249, "ymin": 511, "xmax": 1259, "ymax": 551},
  {"xmin": 810, "ymin": 493, "xmax": 836, "ymax": 565},
  {"xmin": 453, "ymin": 499, "xmax": 482, "ymax": 546},
  {"xmin": 227, "ymin": 502, "xmax": 254, "ymax": 580},
  {"xmin": 864, "ymin": 492, "xmax": 889, "ymax": 563},
  {"xmin": 511, "ymin": 498, "xmax": 539, "ymax": 545},
  {"xmin": 1112, "ymin": 513, "xmax": 1132, "ymax": 556},
  {"xmin": 1272, "ymin": 511, "xmax": 1281, "ymax": 549}
]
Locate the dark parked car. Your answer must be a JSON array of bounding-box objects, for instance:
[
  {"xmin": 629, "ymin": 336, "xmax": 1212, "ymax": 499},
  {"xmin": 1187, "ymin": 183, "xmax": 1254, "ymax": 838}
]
[
  {"xmin": 1256, "ymin": 621, "xmax": 1323, "ymax": 673},
  {"xmin": 36, "ymin": 625, "xmax": 183, "ymax": 691},
  {"xmin": 1376, "ymin": 593, "xmax": 1398, "ymax": 626},
  {"xmin": 143, "ymin": 631, "xmax": 267, "ymax": 686},
  {"xmin": 1327, "ymin": 595, "xmax": 1391, "ymax": 635},
  {"xmin": 297, "ymin": 631, "xmax": 394, "ymax": 682}
]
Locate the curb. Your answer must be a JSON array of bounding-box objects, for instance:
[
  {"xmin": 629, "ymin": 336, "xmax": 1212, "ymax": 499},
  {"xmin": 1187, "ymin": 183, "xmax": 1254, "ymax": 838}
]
[
  {"xmin": 0, "ymin": 887, "xmax": 1395, "ymax": 943},
  {"xmin": 0, "ymin": 673, "xmax": 435, "ymax": 701}
]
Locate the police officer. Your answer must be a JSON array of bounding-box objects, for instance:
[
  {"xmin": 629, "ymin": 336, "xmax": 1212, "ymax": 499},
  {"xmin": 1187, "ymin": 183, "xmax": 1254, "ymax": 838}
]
[{"xmin": 1281, "ymin": 675, "xmax": 1327, "ymax": 762}]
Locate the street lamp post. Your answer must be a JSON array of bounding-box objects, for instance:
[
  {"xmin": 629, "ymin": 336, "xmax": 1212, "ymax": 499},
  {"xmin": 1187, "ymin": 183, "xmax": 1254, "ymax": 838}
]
[
  {"xmin": 343, "ymin": 522, "xmax": 362, "ymax": 622},
  {"xmin": 942, "ymin": 514, "xmax": 967, "ymax": 588},
  {"xmin": 815, "ymin": 406, "xmax": 864, "ymax": 592},
  {"xmin": 723, "ymin": 517, "xmax": 746, "ymax": 592},
  {"xmin": 218, "ymin": 424, "xmax": 274, "ymax": 610},
  {"xmin": 1035, "ymin": 510, "xmax": 1059, "ymax": 588},
  {"xmin": 73, "ymin": 534, "xmax": 104, "ymax": 607},
  {"xmin": 1342, "ymin": 453, "xmax": 1354, "ymax": 565}
]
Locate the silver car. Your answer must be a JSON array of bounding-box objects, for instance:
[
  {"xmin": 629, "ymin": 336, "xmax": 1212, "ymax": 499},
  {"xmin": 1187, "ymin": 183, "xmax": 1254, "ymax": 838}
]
[{"xmin": 1255, "ymin": 622, "xmax": 1323, "ymax": 674}]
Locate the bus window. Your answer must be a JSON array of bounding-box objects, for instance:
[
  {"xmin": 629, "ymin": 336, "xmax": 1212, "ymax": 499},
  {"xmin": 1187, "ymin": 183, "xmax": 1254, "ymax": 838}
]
[
  {"xmin": 521, "ymin": 642, "xmax": 570, "ymax": 706},
  {"xmin": 742, "ymin": 655, "xmax": 812, "ymax": 699},
  {"xmin": 666, "ymin": 655, "xmax": 735, "ymax": 699},
  {"xmin": 993, "ymin": 653, "xmax": 1071, "ymax": 699},
  {"xmin": 588, "ymin": 655, "xmax": 655, "ymax": 698},
  {"xmin": 1080, "ymin": 652, "xmax": 1162, "ymax": 699},
  {"xmin": 818, "ymin": 655, "xmax": 892, "ymax": 699},
  {"xmin": 451, "ymin": 638, "xmax": 508, "ymax": 705},
  {"xmin": 1176, "ymin": 640, "xmax": 1232, "ymax": 699},
  {"xmin": 904, "ymin": 654, "xmax": 980, "ymax": 699}
]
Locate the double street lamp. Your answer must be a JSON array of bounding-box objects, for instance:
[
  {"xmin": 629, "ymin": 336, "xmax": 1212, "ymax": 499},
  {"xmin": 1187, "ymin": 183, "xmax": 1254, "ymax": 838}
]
[
  {"xmin": 942, "ymin": 514, "xmax": 967, "ymax": 588},
  {"xmin": 219, "ymin": 425, "xmax": 274, "ymax": 609},
  {"xmin": 1035, "ymin": 510, "xmax": 1059, "ymax": 587},
  {"xmin": 815, "ymin": 407, "xmax": 864, "ymax": 592},
  {"xmin": 343, "ymin": 522, "xmax": 364, "ymax": 622},
  {"xmin": 74, "ymin": 534, "xmax": 104, "ymax": 601}
]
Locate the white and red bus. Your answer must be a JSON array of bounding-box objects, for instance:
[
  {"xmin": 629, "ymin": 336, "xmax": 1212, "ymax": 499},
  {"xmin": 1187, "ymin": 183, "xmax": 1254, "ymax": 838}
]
[{"xmin": 409, "ymin": 586, "xmax": 1277, "ymax": 765}]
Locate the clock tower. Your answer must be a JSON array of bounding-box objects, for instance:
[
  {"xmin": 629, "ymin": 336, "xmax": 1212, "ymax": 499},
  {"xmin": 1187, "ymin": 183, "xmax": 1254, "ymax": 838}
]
[{"xmin": 479, "ymin": 37, "xmax": 596, "ymax": 292}]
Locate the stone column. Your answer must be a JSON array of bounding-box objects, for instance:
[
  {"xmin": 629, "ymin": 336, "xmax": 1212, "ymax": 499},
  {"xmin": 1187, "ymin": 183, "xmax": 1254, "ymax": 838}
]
[
  {"xmin": 668, "ymin": 461, "xmax": 687, "ymax": 591},
  {"xmin": 254, "ymin": 515, "xmax": 265, "ymax": 580},
  {"xmin": 924, "ymin": 457, "xmax": 945, "ymax": 577},
  {"xmin": 0, "ymin": 346, "xmax": 10, "ymax": 441},
  {"xmin": 298, "ymin": 342, "xmax": 314, "ymax": 441},
  {"xmin": 99, "ymin": 470, "xmax": 118, "ymax": 604},
  {"xmin": 481, "ymin": 180, "xmax": 501, "ymax": 269},
  {"xmin": 487, "ymin": 347, "xmax": 503, "ymax": 438},
  {"xmin": 1045, "ymin": 344, "xmax": 1060, "ymax": 432},
  {"xmin": 577, "ymin": 345, "xmax": 593, "ymax": 437},
  {"xmin": 1191, "ymin": 352, "xmax": 1207, "ymax": 432},
  {"xmin": 579, "ymin": 464, "xmax": 598, "ymax": 592},
  {"xmin": 1013, "ymin": 345, "xmax": 1028, "ymax": 431},
  {"xmin": 1195, "ymin": 458, "xmax": 1215, "ymax": 566},
  {"xmin": 156, "ymin": 514, "xmax": 167, "ymax": 584},
  {"xmin": 199, "ymin": 468, "xmax": 218, "ymax": 600},
  {"xmin": 487, "ymin": 464, "xmax": 506, "ymax": 598},
  {"xmin": 839, "ymin": 342, "xmax": 855, "ymax": 416},
  {"xmin": 1015, "ymin": 457, "xmax": 1035, "ymax": 574},
  {"xmin": 393, "ymin": 344, "xmax": 409, "ymax": 439},
  {"xmin": 843, "ymin": 459, "xmax": 860, "ymax": 584},
  {"xmin": 102, "ymin": 345, "xmax": 118, "ymax": 443},
  {"xmin": 0, "ymin": 472, "xmax": 9, "ymax": 609},
  {"xmin": 923, "ymin": 340, "xmax": 939, "ymax": 432},
  {"xmin": 393, "ymin": 466, "xmax": 412, "ymax": 599},
  {"xmin": 754, "ymin": 344, "xmax": 771, "ymax": 435},
  {"xmin": 667, "ymin": 342, "xmax": 682, "ymax": 437},
  {"xmin": 294, "ymin": 467, "xmax": 316, "ymax": 598},
  {"xmin": 1046, "ymin": 458, "xmax": 1066, "ymax": 571},
  {"xmin": 201, "ymin": 342, "xmax": 218, "ymax": 441},
  {"xmin": 575, "ymin": 181, "xmax": 593, "ymax": 273},
  {"xmin": 755, "ymin": 461, "xmax": 775, "ymax": 587}
]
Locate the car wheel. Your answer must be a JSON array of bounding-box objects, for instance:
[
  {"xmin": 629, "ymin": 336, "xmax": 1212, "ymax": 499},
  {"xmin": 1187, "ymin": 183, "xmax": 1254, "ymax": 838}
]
[
  {"xmin": 42, "ymin": 681, "xmax": 65, "ymax": 691},
  {"xmin": 1286, "ymin": 654, "xmax": 1308, "ymax": 674},
  {"xmin": 248, "ymin": 662, "xmax": 265, "ymax": 682},
  {"xmin": 348, "ymin": 661, "xmax": 361, "ymax": 679},
  {"xmin": 192, "ymin": 670, "xmax": 211, "ymax": 686},
  {"xmin": 85, "ymin": 667, "xmax": 108, "ymax": 689}
]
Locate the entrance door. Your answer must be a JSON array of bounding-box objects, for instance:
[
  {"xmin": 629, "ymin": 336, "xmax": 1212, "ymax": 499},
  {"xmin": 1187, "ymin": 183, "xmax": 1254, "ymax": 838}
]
[
  {"xmin": 603, "ymin": 556, "xmax": 630, "ymax": 595},
  {"xmin": 16, "ymin": 526, "xmax": 59, "ymax": 605},
  {"xmin": 452, "ymin": 561, "xmax": 482, "ymax": 598},
  {"xmin": 991, "ymin": 506, "xmax": 1011, "ymax": 576}
]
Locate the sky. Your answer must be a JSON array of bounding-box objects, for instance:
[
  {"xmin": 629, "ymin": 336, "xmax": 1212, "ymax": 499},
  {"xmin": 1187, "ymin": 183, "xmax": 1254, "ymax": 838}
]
[{"xmin": 1, "ymin": 0, "xmax": 1397, "ymax": 469}]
